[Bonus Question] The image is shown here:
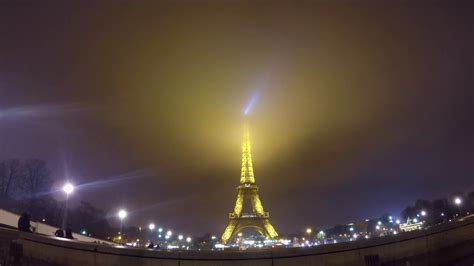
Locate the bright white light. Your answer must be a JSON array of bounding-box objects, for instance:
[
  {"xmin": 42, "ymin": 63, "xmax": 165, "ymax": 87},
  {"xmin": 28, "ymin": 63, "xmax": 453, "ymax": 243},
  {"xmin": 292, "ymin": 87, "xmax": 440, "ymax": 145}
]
[
  {"xmin": 158, "ymin": 234, "xmax": 162, "ymax": 238},
  {"xmin": 349, "ymin": 227, "xmax": 354, "ymax": 232},
  {"xmin": 454, "ymin": 197, "xmax": 462, "ymax": 205},
  {"xmin": 211, "ymin": 235, "xmax": 216, "ymax": 240},
  {"xmin": 214, "ymin": 243, "xmax": 225, "ymax": 249},
  {"xmin": 352, "ymin": 233, "xmax": 358, "ymax": 238},
  {"xmin": 158, "ymin": 227, "xmax": 163, "ymax": 233},
  {"xmin": 364, "ymin": 235, "xmax": 369, "ymax": 239},
  {"xmin": 393, "ymin": 230, "xmax": 398, "ymax": 235},
  {"xmin": 377, "ymin": 221, "xmax": 382, "ymax": 225},
  {"xmin": 421, "ymin": 211, "xmax": 427, "ymax": 216},
  {"xmin": 186, "ymin": 237, "xmax": 192, "ymax": 243},
  {"xmin": 388, "ymin": 216, "xmax": 393, "ymax": 220},
  {"xmin": 238, "ymin": 232, "xmax": 242, "ymax": 237},
  {"xmin": 413, "ymin": 218, "xmax": 418, "ymax": 223},
  {"xmin": 178, "ymin": 235, "xmax": 183, "ymax": 240},
  {"xmin": 166, "ymin": 230, "xmax": 172, "ymax": 236},
  {"xmin": 118, "ymin": 210, "xmax": 127, "ymax": 219},
  {"xmin": 441, "ymin": 213, "xmax": 445, "ymax": 216},
  {"xmin": 376, "ymin": 225, "xmax": 380, "ymax": 230},
  {"xmin": 306, "ymin": 228, "xmax": 312, "ymax": 234},
  {"xmin": 62, "ymin": 183, "xmax": 74, "ymax": 195},
  {"xmin": 165, "ymin": 235, "xmax": 170, "ymax": 239},
  {"xmin": 148, "ymin": 223, "xmax": 155, "ymax": 230}
]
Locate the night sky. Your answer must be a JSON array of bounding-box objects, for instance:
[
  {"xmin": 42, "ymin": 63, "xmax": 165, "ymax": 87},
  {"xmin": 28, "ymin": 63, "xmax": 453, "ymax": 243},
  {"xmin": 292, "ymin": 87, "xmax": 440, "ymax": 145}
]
[{"xmin": 0, "ymin": 1, "xmax": 473, "ymax": 236}]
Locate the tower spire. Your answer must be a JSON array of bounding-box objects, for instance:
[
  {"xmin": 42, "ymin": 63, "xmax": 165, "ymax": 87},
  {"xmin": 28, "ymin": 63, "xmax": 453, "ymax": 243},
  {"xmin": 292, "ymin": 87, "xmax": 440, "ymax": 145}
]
[{"xmin": 240, "ymin": 124, "xmax": 255, "ymax": 184}]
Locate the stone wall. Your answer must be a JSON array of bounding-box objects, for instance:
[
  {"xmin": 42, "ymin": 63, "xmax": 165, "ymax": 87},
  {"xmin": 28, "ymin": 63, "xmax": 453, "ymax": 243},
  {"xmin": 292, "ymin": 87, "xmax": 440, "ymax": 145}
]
[
  {"xmin": 0, "ymin": 209, "xmax": 113, "ymax": 244},
  {"xmin": 1, "ymin": 216, "xmax": 473, "ymax": 266}
]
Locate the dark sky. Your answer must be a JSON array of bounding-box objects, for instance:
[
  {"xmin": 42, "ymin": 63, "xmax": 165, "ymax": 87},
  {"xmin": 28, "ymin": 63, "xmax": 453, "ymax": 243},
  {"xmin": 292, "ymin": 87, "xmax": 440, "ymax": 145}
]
[{"xmin": 0, "ymin": 1, "xmax": 473, "ymax": 237}]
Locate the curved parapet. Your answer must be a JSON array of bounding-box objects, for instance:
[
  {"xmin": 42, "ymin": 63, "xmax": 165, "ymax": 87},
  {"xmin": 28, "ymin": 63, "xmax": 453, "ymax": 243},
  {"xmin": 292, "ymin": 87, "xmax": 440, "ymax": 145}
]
[{"xmin": 1, "ymin": 216, "xmax": 473, "ymax": 265}]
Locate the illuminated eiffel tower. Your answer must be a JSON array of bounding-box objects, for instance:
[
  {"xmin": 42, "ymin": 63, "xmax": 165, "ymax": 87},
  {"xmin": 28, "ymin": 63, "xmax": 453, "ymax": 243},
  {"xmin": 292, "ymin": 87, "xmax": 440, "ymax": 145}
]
[{"xmin": 221, "ymin": 125, "xmax": 278, "ymax": 244}]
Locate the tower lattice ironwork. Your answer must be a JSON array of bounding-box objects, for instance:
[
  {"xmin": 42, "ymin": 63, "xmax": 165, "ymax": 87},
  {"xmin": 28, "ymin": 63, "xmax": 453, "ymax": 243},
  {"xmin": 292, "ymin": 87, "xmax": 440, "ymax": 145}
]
[{"xmin": 221, "ymin": 125, "xmax": 278, "ymax": 244}]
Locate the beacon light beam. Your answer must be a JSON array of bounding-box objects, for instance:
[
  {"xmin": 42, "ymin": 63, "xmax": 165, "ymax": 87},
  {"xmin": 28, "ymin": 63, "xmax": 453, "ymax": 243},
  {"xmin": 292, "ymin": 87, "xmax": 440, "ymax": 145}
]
[
  {"xmin": 74, "ymin": 169, "xmax": 153, "ymax": 191},
  {"xmin": 243, "ymin": 90, "xmax": 261, "ymax": 116},
  {"xmin": 0, "ymin": 104, "xmax": 85, "ymax": 119}
]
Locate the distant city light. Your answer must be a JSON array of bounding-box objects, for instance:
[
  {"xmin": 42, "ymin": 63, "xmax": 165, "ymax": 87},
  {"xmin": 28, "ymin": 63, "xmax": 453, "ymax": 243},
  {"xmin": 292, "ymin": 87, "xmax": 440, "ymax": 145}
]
[
  {"xmin": 118, "ymin": 210, "xmax": 127, "ymax": 219},
  {"xmin": 413, "ymin": 218, "xmax": 418, "ymax": 223},
  {"xmin": 158, "ymin": 227, "xmax": 163, "ymax": 233},
  {"xmin": 376, "ymin": 225, "xmax": 380, "ymax": 230},
  {"xmin": 186, "ymin": 237, "xmax": 192, "ymax": 243},
  {"xmin": 388, "ymin": 216, "xmax": 393, "ymax": 220},
  {"xmin": 178, "ymin": 235, "xmax": 183, "ymax": 240},
  {"xmin": 349, "ymin": 227, "xmax": 354, "ymax": 232},
  {"xmin": 395, "ymin": 219, "xmax": 401, "ymax": 224},
  {"xmin": 62, "ymin": 183, "xmax": 74, "ymax": 195},
  {"xmin": 421, "ymin": 210, "xmax": 427, "ymax": 216},
  {"xmin": 393, "ymin": 230, "xmax": 398, "ymax": 235},
  {"xmin": 238, "ymin": 232, "xmax": 243, "ymax": 237},
  {"xmin": 211, "ymin": 236, "xmax": 216, "ymax": 240},
  {"xmin": 166, "ymin": 230, "xmax": 172, "ymax": 236},
  {"xmin": 306, "ymin": 228, "xmax": 312, "ymax": 234},
  {"xmin": 148, "ymin": 223, "xmax": 155, "ymax": 230},
  {"xmin": 81, "ymin": 230, "xmax": 87, "ymax": 235},
  {"xmin": 441, "ymin": 213, "xmax": 445, "ymax": 216},
  {"xmin": 377, "ymin": 221, "xmax": 382, "ymax": 225}
]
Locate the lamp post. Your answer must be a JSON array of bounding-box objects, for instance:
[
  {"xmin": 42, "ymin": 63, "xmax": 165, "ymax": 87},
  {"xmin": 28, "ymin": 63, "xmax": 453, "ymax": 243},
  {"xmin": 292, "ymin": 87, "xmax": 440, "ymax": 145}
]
[
  {"xmin": 62, "ymin": 183, "xmax": 74, "ymax": 229},
  {"xmin": 118, "ymin": 209, "xmax": 127, "ymax": 234},
  {"xmin": 454, "ymin": 197, "xmax": 462, "ymax": 216}
]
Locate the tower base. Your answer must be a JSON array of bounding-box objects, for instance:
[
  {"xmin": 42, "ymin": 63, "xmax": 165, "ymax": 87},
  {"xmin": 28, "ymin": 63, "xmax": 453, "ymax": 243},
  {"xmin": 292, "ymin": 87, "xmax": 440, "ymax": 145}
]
[{"xmin": 221, "ymin": 214, "xmax": 278, "ymax": 244}]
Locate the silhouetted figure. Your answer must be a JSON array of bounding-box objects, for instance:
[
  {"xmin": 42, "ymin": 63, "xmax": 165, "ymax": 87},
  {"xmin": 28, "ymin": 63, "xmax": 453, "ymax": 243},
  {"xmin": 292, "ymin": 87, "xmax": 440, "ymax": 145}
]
[
  {"xmin": 55, "ymin": 229, "xmax": 64, "ymax": 238},
  {"xmin": 65, "ymin": 227, "xmax": 73, "ymax": 239},
  {"xmin": 18, "ymin": 213, "xmax": 32, "ymax": 232},
  {"xmin": 147, "ymin": 241, "xmax": 155, "ymax": 249}
]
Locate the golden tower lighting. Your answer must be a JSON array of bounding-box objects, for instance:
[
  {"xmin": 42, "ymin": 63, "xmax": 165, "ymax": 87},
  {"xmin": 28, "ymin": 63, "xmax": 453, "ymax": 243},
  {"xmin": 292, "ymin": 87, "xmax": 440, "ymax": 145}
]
[{"xmin": 221, "ymin": 124, "xmax": 278, "ymax": 244}]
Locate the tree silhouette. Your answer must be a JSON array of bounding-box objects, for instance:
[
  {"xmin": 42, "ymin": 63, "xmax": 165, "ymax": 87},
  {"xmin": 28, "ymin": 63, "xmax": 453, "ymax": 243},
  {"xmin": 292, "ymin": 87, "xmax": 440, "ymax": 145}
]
[{"xmin": 0, "ymin": 159, "xmax": 22, "ymax": 199}]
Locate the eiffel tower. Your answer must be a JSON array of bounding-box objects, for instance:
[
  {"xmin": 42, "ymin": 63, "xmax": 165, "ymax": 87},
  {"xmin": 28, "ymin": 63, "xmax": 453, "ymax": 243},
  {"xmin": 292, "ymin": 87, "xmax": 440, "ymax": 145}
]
[{"xmin": 221, "ymin": 125, "xmax": 278, "ymax": 244}]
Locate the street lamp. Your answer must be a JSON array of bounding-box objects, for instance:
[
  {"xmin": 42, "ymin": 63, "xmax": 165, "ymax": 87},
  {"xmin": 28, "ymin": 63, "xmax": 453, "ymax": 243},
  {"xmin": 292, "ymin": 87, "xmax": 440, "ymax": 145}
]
[
  {"xmin": 306, "ymin": 228, "xmax": 312, "ymax": 234},
  {"xmin": 62, "ymin": 183, "xmax": 74, "ymax": 228},
  {"xmin": 178, "ymin": 234, "xmax": 183, "ymax": 240},
  {"xmin": 118, "ymin": 209, "xmax": 127, "ymax": 234},
  {"xmin": 420, "ymin": 210, "xmax": 427, "ymax": 217},
  {"xmin": 63, "ymin": 183, "xmax": 74, "ymax": 195},
  {"xmin": 148, "ymin": 223, "xmax": 155, "ymax": 230},
  {"xmin": 454, "ymin": 197, "xmax": 462, "ymax": 216},
  {"xmin": 186, "ymin": 237, "xmax": 192, "ymax": 243}
]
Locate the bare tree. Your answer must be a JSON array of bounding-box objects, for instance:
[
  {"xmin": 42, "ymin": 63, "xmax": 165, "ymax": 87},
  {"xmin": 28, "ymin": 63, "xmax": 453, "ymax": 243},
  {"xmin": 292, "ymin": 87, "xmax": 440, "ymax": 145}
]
[
  {"xmin": 0, "ymin": 159, "xmax": 22, "ymax": 199},
  {"xmin": 19, "ymin": 159, "xmax": 52, "ymax": 200}
]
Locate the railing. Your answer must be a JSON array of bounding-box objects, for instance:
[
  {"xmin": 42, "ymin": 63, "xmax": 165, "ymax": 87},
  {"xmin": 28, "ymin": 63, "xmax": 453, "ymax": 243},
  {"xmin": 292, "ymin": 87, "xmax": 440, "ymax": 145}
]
[{"xmin": 229, "ymin": 212, "xmax": 270, "ymax": 219}]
